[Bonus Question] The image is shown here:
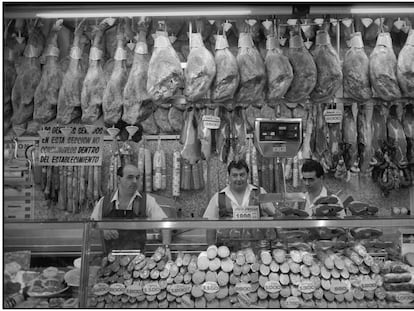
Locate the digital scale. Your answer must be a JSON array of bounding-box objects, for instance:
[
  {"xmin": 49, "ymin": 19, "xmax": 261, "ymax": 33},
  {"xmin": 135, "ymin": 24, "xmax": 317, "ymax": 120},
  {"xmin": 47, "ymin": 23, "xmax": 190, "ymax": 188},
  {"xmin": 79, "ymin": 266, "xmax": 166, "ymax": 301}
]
[
  {"xmin": 253, "ymin": 118, "xmax": 306, "ymax": 207},
  {"xmin": 254, "ymin": 118, "xmax": 302, "ymax": 158}
]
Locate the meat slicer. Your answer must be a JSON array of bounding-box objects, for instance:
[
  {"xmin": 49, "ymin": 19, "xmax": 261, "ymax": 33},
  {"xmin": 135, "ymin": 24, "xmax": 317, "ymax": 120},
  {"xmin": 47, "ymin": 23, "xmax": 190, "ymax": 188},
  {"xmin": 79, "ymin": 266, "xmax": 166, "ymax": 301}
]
[{"xmin": 253, "ymin": 118, "xmax": 306, "ymax": 213}]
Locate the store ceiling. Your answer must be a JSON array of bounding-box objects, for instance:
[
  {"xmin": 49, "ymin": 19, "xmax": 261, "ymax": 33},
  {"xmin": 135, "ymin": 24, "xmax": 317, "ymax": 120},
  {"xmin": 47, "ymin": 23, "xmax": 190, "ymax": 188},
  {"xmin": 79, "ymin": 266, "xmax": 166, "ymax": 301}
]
[{"xmin": 4, "ymin": 3, "xmax": 414, "ymax": 19}]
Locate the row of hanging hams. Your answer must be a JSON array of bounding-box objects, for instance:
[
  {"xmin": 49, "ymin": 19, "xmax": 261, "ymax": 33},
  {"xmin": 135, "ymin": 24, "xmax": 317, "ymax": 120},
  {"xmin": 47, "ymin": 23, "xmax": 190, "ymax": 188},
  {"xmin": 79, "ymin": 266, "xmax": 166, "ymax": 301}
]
[{"xmin": 4, "ymin": 16, "xmax": 413, "ymax": 137}]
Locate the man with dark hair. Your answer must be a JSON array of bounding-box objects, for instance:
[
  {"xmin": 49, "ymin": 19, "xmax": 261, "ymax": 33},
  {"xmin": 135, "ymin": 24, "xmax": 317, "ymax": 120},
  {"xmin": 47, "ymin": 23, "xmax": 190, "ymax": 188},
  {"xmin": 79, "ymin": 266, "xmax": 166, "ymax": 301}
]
[
  {"xmin": 203, "ymin": 159, "xmax": 275, "ymax": 219},
  {"xmin": 91, "ymin": 164, "xmax": 170, "ymax": 252},
  {"xmin": 301, "ymin": 159, "xmax": 345, "ymax": 217}
]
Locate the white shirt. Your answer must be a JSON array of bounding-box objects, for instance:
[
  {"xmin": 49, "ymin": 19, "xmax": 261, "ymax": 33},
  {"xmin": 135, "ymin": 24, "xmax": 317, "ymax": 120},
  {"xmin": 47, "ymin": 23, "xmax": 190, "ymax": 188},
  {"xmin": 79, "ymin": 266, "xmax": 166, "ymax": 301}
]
[
  {"xmin": 203, "ymin": 184, "xmax": 275, "ymax": 219},
  {"xmin": 91, "ymin": 190, "xmax": 168, "ymax": 220},
  {"xmin": 304, "ymin": 186, "xmax": 345, "ymax": 218}
]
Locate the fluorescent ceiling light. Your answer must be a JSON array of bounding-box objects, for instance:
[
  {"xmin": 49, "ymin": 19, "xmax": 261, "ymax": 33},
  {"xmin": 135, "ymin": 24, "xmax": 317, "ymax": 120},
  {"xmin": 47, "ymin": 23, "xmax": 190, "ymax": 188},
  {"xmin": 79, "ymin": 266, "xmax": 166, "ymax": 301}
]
[
  {"xmin": 36, "ymin": 9, "xmax": 253, "ymax": 18},
  {"xmin": 350, "ymin": 6, "xmax": 414, "ymax": 14}
]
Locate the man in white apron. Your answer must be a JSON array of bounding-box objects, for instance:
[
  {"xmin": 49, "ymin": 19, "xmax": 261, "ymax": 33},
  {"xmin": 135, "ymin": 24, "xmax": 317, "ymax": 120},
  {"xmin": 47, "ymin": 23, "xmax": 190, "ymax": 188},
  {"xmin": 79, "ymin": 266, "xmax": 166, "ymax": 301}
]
[
  {"xmin": 203, "ymin": 159, "xmax": 276, "ymax": 244},
  {"xmin": 301, "ymin": 159, "xmax": 345, "ymax": 217}
]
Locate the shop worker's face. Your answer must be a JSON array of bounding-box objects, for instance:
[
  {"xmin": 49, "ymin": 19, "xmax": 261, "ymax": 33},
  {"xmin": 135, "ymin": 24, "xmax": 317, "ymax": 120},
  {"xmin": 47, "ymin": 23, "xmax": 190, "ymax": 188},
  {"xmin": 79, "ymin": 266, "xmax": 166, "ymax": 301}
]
[
  {"xmin": 118, "ymin": 165, "xmax": 140, "ymax": 195},
  {"xmin": 229, "ymin": 167, "xmax": 248, "ymax": 192},
  {"xmin": 302, "ymin": 170, "xmax": 322, "ymax": 194}
]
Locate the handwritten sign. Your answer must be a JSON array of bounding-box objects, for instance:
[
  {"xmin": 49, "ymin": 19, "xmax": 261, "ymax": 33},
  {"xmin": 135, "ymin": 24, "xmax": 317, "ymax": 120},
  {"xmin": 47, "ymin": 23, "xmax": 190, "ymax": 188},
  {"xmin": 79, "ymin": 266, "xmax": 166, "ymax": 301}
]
[{"xmin": 38, "ymin": 125, "xmax": 104, "ymax": 166}]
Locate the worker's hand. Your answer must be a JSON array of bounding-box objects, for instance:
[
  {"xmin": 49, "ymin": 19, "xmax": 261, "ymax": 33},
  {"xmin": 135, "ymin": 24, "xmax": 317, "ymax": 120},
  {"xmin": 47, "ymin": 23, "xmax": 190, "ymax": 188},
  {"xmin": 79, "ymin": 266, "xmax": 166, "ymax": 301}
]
[{"xmin": 103, "ymin": 230, "xmax": 119, "ymax": 240}]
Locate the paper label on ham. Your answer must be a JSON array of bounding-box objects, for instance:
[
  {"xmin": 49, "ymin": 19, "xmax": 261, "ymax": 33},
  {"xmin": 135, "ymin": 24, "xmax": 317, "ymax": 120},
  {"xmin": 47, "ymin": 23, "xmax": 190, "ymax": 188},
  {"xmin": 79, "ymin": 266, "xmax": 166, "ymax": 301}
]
[
  {"xmin": 350, "ymin": 33, "xmax": 364, "ymax": 48},
  {"xmin": 24, "ymin": 44, "xmax": 41, "ymax": 58},
  {"xmin": 114, "ymin": 47, "xmax": 127, "ymax": 60},
  {"xmin": 5, "ymin": 47, "xmax": 15, "ymax": 61},
  {"xmin": 154, "ymin": 35, "xmax": 170, "ymax": 48},
  {"xmin": 238, "ymin": 33, "xmax": 254, "ymax": 48},
  {"xmin": 290, "ymin": 35, "xmax": 304, "ymax": 48},
  {"xmin": 44, "ymin": 45, "xmax": 60, "ymax": 57},
  {"xmin": 323, "ymin": 109, "xmax": 343, "ymax": 123},
  {"xmin": 70, "ymin": 46, "xmax": 82, "ymax": 59},
  {"xmin": 215, "ymin": 35, "xmax": 229, "ymax": 50},
  {"xmin": 266, "ymin": 36, "xmax": 278, "ymax": 50},
  {"xmin": 376, "ymin": 33, "xmax": 392, "ymax": 48},
  {"xmin": 89, "ymin": 47, "xmax": 103, "ymax": 60},
  {"xmin": 134, "ymin": 42, "xmax": 148, "ymax": 54},
  {"xmin": 190, "ymin": 33, "xmax": 203, "ymax": 49},
  {"xmin": 315, "ymin": 31, "xmax": 331, "ymax": 46},
  {"xmin": 202, "ymin": 115, "xmax": 221, "ymax": 129}
]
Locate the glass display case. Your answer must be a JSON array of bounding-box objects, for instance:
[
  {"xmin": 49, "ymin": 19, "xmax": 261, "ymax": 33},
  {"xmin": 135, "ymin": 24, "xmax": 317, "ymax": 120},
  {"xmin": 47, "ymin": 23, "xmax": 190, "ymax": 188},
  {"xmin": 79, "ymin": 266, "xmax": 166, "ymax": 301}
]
[{"xmin": 6, "ymin": 217, "xmax": 414, "ymax": 308}]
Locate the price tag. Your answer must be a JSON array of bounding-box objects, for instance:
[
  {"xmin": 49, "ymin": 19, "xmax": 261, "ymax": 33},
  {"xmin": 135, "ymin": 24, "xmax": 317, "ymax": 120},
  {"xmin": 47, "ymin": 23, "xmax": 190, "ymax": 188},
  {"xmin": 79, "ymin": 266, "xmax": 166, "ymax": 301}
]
[
  {"xmin": 167, "ymin": 284, "xmax": 192, "ymax": 296},
  {"xmin": 143, "ymin": 282, "xmax": 161, "ymax": 295},
  {"xmin": 285, "ymin": 296, "xmax": 301, "ymax": 308},
  {"xmin": 264, "ymin": 281, "xmax": 282, "ymax": 293},
  {"xmin": 202, "ymin": 115, "xmax": 221, "ymax": 129},
  {"xmin": 323, "ymin": 109, "xmax": 343, "ymax": 123},
  {"xmin": 235, "ymin": 282, "xmax": 252, "ymax": 294},
  {"xmin": 109, "ymin": 283, "xmax": 125, "ymax": 296},
  {"xmin": 298, "ymin": 281, "xmax": 315, "ymax": 294},
  {"xmin": 92, "ymin": 283, "xmax": 109, "ymax": 296},
  {"xmin": 125, "ymin": 284, "xmax": 143, "ymax": 297},
  {"xmin": 233, "ymin": 206, "xmax": 259, "ymax": 220},
  {"xmin": 330, "ymin": 281, "xmax": 348, "ymax": 295},
  {"xmin": 395, "ymin": 292, "xmax": 414, "ymax": 304},
  {"xmin": 202, "ymin": 281, "xmax": 219, "ymax": 293},
  {"xmin": 360, "ymin": 278, "xmax": 377, "ymax": 291}
]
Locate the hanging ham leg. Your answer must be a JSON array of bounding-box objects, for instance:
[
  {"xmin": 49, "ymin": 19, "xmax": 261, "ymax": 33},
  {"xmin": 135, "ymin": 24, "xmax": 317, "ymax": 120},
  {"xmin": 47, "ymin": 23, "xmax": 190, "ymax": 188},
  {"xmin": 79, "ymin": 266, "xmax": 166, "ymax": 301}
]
[
  {"xmin": 371, "ymin": 102, "xmax": 389, "ymax": 164},
  {"xmin": 4, "ymin": 20, "xmax": 17, "ymax": 131},
  {"xmin": 81, "ymin": 19, "xmax": 112, "ymax": 124},
  {"xmin": 357, "ymin": 101, "xmax": 374, "ymax": 173},
  {"xmin": 232, "ymin": 107, "xmax": 247, "ymax": 161},
  {"xmin": 312, "ymin": 104, "xmax": 331, "ymax": 172},
  {"xmin": 57, "ymin": 19, "xmax": 87, "ymax": 124},
  {"xmin": 403, "ymin": 103, "xmax": 414, "ymax": 164},
  {"xmin": 122, "ymin": 18, "xmax": 152, "ymax": 125},
  {"xmin": 11, "ymin": 20, "xmax": 45, "ymax": 126},
  {"xmin": 197, "ymin": 108, "xmax": 213, "ymax": 160},
  {"xmin": 216, "ymin": 107, "xmax": 231, "ymax": 163},
  {"xmin": 387, "ymin": 104, "xmax": 408, "ymax": 167},
  {"xmin": 34, "ymin": 19, "xmax": 64, "ymax": 124},
  {"xmin": 342, "ymin": 103, "xmax": 359, "ymax": 171},
  {"xmin": 103, "ymin": 20, "xmax": 128, "ymax": 125},
  {"xmin": 180, "ymin": 108, "xmax": 202, "ymax": 165}
]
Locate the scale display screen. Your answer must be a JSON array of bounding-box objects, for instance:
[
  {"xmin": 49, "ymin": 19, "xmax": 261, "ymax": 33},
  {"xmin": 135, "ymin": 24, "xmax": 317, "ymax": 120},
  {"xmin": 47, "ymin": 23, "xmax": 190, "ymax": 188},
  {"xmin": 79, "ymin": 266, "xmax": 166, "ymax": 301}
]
[
  {"xmin": 259, "ymin": 122, "xmax": 300, "ymax": 142},
  {"xmin": 254, "ymin": 118, "xmax": 302, "ymax": 158}
]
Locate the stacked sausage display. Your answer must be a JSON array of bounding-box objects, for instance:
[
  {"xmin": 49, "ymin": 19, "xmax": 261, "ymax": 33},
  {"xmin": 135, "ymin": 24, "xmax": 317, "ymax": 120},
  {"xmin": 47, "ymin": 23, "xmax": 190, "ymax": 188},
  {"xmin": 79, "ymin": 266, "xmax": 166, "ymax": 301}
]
[{"xmin": 88, "ymin": 240, "xmax": 414, "ymax": 308}]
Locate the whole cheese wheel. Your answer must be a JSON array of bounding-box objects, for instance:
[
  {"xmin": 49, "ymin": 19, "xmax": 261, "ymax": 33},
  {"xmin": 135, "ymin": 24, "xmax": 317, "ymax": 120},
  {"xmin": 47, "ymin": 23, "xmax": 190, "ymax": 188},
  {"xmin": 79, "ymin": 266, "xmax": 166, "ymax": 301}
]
[
  {"xmin": 218, "ymin": 246, "xmax": 230, "ymax": 258},
  {"xmin": 250, "ymin": 271, "xmax": 259, "ymax": 283},
  {"xmin": 209, "ymin": 258, "xmax": 221, "ymax": 271},
  {"xmin": 259, "ymin": 264, "xmax": 270, "ymax": 276},
  {"xmin": 192, "ymin": 270, "xmax": 206, "ymax": 285},
  {"xmin": 232, "ymin": 264, "xmax": 242, "ymax": 276},
  {"xmin": 290, "ymin": 250, "xmax": 302, "ymax": 263},
  {"xmin": 217, "ymin": 271, "xmax": 229, "ymax": 287},
  {"xmin": 197, "ymin": 252, "xmax": 209, "ymax": 270},
  {"xmin": 207, "ymin": 245, "xmax": 218, "ymax": 259},
  {"xmin": 236, "ymin": 251, "xmax": 246, "ymax": 265}
]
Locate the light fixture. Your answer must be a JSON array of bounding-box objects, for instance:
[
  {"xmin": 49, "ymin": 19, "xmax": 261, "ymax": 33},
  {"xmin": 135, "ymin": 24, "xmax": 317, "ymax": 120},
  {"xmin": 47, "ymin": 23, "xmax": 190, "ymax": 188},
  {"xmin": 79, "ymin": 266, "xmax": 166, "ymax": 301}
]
[
  {"xmin": 350, "ymin": 6, "xmax": 414, "ymax": 14},
  {"xmin": 4, "ymin": 4, "xmax": 293, "ymax": 19}
]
